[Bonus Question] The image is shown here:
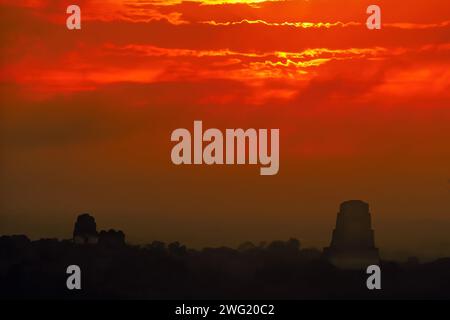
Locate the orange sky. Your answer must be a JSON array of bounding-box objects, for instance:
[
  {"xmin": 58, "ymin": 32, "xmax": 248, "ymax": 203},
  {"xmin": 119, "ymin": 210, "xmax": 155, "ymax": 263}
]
[{"xmin": 0, "ymin": 0, "xmax": 449, "ymax": 260}]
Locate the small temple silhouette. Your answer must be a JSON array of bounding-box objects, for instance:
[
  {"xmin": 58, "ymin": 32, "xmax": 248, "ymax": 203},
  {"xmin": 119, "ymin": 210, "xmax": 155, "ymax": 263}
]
[
  {"xmin": 323, "ymin": 200, "xmax": 380, "ymax": 269},
  {"xmin": 73, "ymin": 213, "xmax": 98, "ymax": 244},
  {"xmin": 73, "ymin": 213, "xmax": 125, "ymax": 246}
]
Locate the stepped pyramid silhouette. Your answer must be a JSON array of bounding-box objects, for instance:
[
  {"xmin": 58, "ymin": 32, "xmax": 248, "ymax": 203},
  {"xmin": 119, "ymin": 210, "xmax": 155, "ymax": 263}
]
[{"xmin": 323, "ymin": 200, "xmax": 380, "ymax": 269}]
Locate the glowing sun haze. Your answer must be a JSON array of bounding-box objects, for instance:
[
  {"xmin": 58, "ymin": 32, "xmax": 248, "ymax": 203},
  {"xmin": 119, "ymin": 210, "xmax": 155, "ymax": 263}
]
[{"xmin": 0, "ymin": 0, "xmax": 449, "ymax": 260}]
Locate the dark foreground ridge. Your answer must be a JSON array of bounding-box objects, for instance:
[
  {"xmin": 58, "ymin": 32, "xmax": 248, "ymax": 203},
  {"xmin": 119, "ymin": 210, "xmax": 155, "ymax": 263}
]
[{"xmin": 1, "ymin": 202, "xmax": 450, "ymax": 299}]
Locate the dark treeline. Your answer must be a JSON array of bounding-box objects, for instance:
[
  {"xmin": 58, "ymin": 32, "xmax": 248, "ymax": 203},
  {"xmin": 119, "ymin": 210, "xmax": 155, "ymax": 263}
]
[{"xmin": 1, "ymin": 234, "xmax": 450, "ymax": 299}]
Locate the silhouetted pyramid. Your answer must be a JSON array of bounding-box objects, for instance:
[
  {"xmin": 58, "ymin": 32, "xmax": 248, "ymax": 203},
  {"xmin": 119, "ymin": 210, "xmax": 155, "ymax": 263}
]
[
  {"xmin": 323, "ymin": 200, "xmax": 380, "ymax": 269},
  {"xmin": 73, "ymin": 213, "xmax": 98, "ymax": 244}
]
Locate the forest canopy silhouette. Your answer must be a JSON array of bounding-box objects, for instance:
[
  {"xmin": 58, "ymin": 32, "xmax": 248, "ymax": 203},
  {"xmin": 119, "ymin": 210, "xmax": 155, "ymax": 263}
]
[{"xmin": 1, "ymin": 212, "xmax": 450, "ymax": 299}]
